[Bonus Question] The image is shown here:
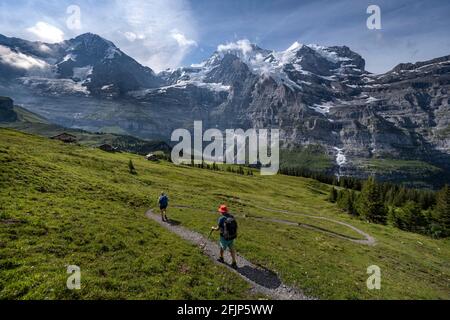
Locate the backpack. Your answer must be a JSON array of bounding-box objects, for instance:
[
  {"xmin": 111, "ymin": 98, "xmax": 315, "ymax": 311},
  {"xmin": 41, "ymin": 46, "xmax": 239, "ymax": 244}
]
[
  {"xmin": 159, "ymin": 195, "xmax": 168, "ymax": 207},
  {"xmin": 222, "ymin": 215, "xmax": 238, "ymax": 240}
]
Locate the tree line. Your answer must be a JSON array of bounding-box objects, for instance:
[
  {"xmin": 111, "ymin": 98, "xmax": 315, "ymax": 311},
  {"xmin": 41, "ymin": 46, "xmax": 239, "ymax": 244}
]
[
  {"xmin": 328, "ymin": 177, "xmax": 450, "ymax": 238},
  {"xmin": 184, "ymin": 161, "xmax": 254, "ymax": 176}
]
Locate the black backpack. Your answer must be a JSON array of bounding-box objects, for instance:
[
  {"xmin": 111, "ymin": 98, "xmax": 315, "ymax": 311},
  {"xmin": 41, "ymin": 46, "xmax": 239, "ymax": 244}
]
[{"xmin": 222, "ymin": 215, "xmax": 238, "ymax": 240}]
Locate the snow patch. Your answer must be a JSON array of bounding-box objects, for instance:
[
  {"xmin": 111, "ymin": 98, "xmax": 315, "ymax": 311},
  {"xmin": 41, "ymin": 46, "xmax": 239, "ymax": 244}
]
[
  {"xmin": 155, "ymin": 80, "xmax": 230, "ymax": 94},
  {"xmin": 101, "ymin": 84, "xmax": 114, "ymax": 90},
  {"xmin": 308, "ymin": 44, "xmax": 352, "ymax": 63},
  {"xmin": 61, "ymin": 54, "xmax": 77, "ymax": 63},
  {"xmin": 20, "ymin": 77, "xmax": 89, "ymax": 96},
  {"xmin": 308, "ymin": 102, "xmax": 334, "ymax": 115},
  {"xmin": 73, "ymin": 66, "xmax": 93, "ymax": 82},
  {"xmin": 105, "ymin": 46, "xmax": 122, "ymax": 59},
  {"xmin": 366, "ymin": 96, "xmax": 380, "ymax": 103}
]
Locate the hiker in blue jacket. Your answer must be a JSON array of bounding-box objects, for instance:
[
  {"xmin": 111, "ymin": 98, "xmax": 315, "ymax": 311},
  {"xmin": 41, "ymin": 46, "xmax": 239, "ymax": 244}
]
[{"xmin": 158, "ymin": 192, "xmax": 169, "ymax": 222}]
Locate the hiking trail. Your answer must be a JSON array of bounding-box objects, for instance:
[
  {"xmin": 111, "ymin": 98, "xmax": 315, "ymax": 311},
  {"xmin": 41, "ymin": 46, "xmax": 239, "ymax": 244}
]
[
  {"xmin": 171, "ymin": 203, "xmax": 376, "ymax": 246},
  {"xmin": 246, "ymin": 204, "xmax": 376, "ymax": 246},
  {"xmin": 146, "ymin": 209, "xmax": 312, "ymax": 300}
]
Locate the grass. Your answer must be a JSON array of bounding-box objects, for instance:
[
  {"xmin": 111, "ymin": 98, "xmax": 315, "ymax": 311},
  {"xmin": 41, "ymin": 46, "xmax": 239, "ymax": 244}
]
[
  {"xmin": 280, "ymin": 145, "xmax": 334, "ymax": 172},
  {"xmin": 356, "ymin": 158, "xmax": 447, "ymax": 188},
  {"xmin": 361, "ymin": 159, "xmax": 442, "ymax": 174},
  {"xmin": 1, "ymin": 128, "xmax": 449, "ymax": 300},
  {"xmin": 0, "ymin": 106, "xmax": 169, "ymax": 155},
  {"xmin": 0, "ymin": 129, "xmax": 253, "ymax": 300}
]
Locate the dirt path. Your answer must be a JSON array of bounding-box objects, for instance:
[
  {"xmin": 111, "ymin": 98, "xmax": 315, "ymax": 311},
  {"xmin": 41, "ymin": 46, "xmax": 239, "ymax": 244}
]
[
  {"xmin": 145, "ymin": 209, "xmax": 311, "ymax": 300},
  {"xmin": 171, "ymin": 204, "xmax": 376, "ymax": 246},
  {"xmin": 247, "ymin": 204, "xmax": 376, "ymax": 246}
]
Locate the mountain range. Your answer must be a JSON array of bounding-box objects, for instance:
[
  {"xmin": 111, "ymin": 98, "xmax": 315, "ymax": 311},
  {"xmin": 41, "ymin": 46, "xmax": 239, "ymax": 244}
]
[{"xmin": 0, "ymin": 33, "xmax": 449, "ymax": 187}]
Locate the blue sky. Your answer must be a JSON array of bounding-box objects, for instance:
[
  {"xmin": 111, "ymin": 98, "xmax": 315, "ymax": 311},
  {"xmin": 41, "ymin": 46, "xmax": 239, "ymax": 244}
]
[{"xmin": 1, "ymin": 0, "xmax": 449, "ymax": 73}]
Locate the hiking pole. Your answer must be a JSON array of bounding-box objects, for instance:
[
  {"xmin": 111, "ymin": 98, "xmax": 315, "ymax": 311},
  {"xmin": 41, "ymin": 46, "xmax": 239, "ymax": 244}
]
[{"xmin": 200, "ymin": 229, "xmax": 214, "ymax": 250}]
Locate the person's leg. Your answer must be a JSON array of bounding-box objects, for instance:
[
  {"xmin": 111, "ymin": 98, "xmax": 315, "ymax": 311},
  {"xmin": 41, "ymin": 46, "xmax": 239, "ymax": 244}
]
[
  {"xmin": 160, "ymin": 208, "xmax": 165, "ymax": 221},
  {"xmin": 229, "ymin": 241, "xmax": 237, "ymax": 269},
  {"xmin": 163, "ymin": 208, "xmax": 168, "ymax": 221},
  {"xmin": 230, "ymin": 248, "xmax": 237, "ymax": 264},
  {"xmin": 218, "ymin": 239, "xmax": 225, "ymax": 263}
]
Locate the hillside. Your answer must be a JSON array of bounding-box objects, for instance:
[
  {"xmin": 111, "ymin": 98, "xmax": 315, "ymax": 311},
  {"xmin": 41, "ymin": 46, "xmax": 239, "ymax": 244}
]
[
  {"xmin": 1, "ymin": 33, "xmax": 449, "ymax": 186},
  {"xmin": 0, "ymin": 97, "xmax": 170, "ymax": 155},
  {"xmin": 0, "ymin": 128, "xmax": 449, "ymax": 299}
]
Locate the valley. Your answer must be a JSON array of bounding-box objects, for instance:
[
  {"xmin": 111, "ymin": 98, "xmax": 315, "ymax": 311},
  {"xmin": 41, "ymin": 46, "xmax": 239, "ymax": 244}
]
[
  {"xmin": 1, "ymin": 33, "xmax": 449, "ymax": 187},
  {"xmin": 1, "ymin": 128, "xmax": 449, "ymax": 299}
]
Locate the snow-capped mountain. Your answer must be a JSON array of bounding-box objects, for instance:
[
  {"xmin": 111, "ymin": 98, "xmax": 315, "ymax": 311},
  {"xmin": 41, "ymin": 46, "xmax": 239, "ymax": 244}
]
[
  {"xmin": 0, "ymin": 33, "xmax": 161, "ymax": 97},
  {"xmin": 0, "ymin": 33, "xmax": 449, "ymax": 186}
]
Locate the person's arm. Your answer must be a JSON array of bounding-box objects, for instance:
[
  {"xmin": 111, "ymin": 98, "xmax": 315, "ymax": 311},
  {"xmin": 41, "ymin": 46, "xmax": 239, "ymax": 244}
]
[{"xmin": 212, "ymin": 217, "xmax": 222, "ymax": 231}]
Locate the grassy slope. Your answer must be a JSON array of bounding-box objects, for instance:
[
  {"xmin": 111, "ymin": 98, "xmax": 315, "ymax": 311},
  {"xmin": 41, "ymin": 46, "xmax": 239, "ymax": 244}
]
[
  {"xmin": 356, "ymin": 158, "xmax": 446, "ymax": 188},
  {"xmin": 1, "ymin": 128, "xmax": 449, "ymax": 300},
  {"xmin": 0, "ymin": 106, "xmax": 169, "ymax": 154},
  {"xmin": 280, "ymin": 145, "xmax": 334, "ymax": 172},
  {"xmin": 0, "ymin": 129, "xmax": 253, "ymax": 300}
]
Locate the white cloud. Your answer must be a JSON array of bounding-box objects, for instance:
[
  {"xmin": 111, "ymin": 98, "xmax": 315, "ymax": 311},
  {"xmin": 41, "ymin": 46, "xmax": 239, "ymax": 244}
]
[
  {"xmin": 2, "ymin": 0, "xmax": 198, "ymax": 72},
  {"xmin": 121, "ymin": 31, "xmax": 146, "ymax": 42},
  {"xmin": 112, "ymin": 0, "xmax": 198, "ymax": 72},
  {"xmin": 123, "ymin": 31, "xmax": 137, "ymax": 42},
  {"xmin": 171, "ymin": 30, "xmax": 197, "ymax": 48},
  {"xmin": 218, "ymin": 39, "xmax": 253, "ymax": 56},
  {"xmin": 26, "ymin": 21, "xmax": 64, "ymax": 43},
  {"xmin": 39, "ymin": 44, "xmax": 52, "ymax": 53},
  {"xmin": 0, "ymin": 45, "xmax": 49, "ymax": 70}
]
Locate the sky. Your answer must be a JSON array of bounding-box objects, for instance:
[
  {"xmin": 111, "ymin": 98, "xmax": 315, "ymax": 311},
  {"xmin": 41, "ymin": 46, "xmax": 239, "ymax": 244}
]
[{"xmin": 0, "ymin": 0, "xmax": 449, "ymax": 73}]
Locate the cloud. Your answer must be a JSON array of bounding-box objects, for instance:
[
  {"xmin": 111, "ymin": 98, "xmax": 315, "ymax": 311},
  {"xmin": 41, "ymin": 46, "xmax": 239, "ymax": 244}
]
[
  {"xmin": 0, "ymin": 45, "xmax": 49, "ymax": 69},
  {"xmin": 171, "ymin": 30, "xmax": 197, "ymax": 48},
  {"xmin": 217, "ymin": 39, "xmax": 253, "ymax": 56},
  {"xmin": 112, "ymin": 0, "xmax": 198, "ymax": 71},
  {"xmin": 121, "ymin": 31, "xmax": 146, "ymax": 42},
  {"xmin": 26, "ymin": 21, "xmax": 65, "ymax": 43},
  {"xmin": 123, "ymin": 31, "xmax": 137, "ymax": 42}
]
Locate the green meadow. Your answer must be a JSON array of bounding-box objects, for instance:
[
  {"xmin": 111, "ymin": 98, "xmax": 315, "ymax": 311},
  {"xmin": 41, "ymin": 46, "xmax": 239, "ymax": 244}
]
[{"xmin": 1, "ymin": 128, "xmax": 449, "ymax": 300}]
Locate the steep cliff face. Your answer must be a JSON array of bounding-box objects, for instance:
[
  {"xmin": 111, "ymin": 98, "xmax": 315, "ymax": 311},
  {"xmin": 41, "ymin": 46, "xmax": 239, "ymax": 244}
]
[{"xmin": 149, "ymin": 42, "xmax": 450, "ymax": 184}]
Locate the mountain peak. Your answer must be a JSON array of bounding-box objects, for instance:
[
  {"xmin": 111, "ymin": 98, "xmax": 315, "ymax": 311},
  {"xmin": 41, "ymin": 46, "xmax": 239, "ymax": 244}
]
[
  {"xmin": 286, "ymin": 41, "xmax": 304, "ymax": 52},
  {"xmin": 70, "ymin": 33, "xmax": 116, "ymax": 48}
]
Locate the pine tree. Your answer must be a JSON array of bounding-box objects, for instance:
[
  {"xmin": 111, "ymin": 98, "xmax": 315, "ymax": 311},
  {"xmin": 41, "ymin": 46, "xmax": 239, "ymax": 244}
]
[
  {"xmin": 391, "ymin": 201, "xmax": 427, "ymax": 233},
  {"xmin": 337, "ymin": 189, "xmax": 357, "ymax": 215},
  {"xmin": 128, "ymin": 160, "xmax": 136, "ymax": 174},
  {"xmin": 434, "ymin": 185, "xmax": 450, "ymax": 236},
  {"xmin": 328, "ymin": 187, "xmax": 338, "ymax": 203},
  {"xmin": 357, "ymin": 176, "xmax": 387, "ymax": 224}
]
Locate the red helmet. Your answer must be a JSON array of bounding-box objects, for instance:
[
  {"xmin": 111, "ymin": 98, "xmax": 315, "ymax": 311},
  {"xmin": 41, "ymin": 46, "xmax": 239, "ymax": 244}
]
[{"xmin": 218, "ymin": 204, "xmax": 228, "ymax": 214}]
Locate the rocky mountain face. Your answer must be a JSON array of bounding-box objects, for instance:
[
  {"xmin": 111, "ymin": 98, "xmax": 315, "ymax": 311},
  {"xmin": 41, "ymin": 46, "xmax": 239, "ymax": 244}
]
[
  {"xmin": 0, "ymin": 33, "xmax": 161, "ymax": 97},
  {"xmin": 0, "ymin": 34, "xmax": 449, "ymax": 186},
  {"xmin": 0, "ymin": 96, "xmax": 16, "ymax": 122}
]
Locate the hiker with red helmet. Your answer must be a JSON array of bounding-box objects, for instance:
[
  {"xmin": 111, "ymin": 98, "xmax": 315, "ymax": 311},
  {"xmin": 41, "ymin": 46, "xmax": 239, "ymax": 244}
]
[{"xmin": 211, "ymin": 204, "xmax": 238, "ymax": 269}]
